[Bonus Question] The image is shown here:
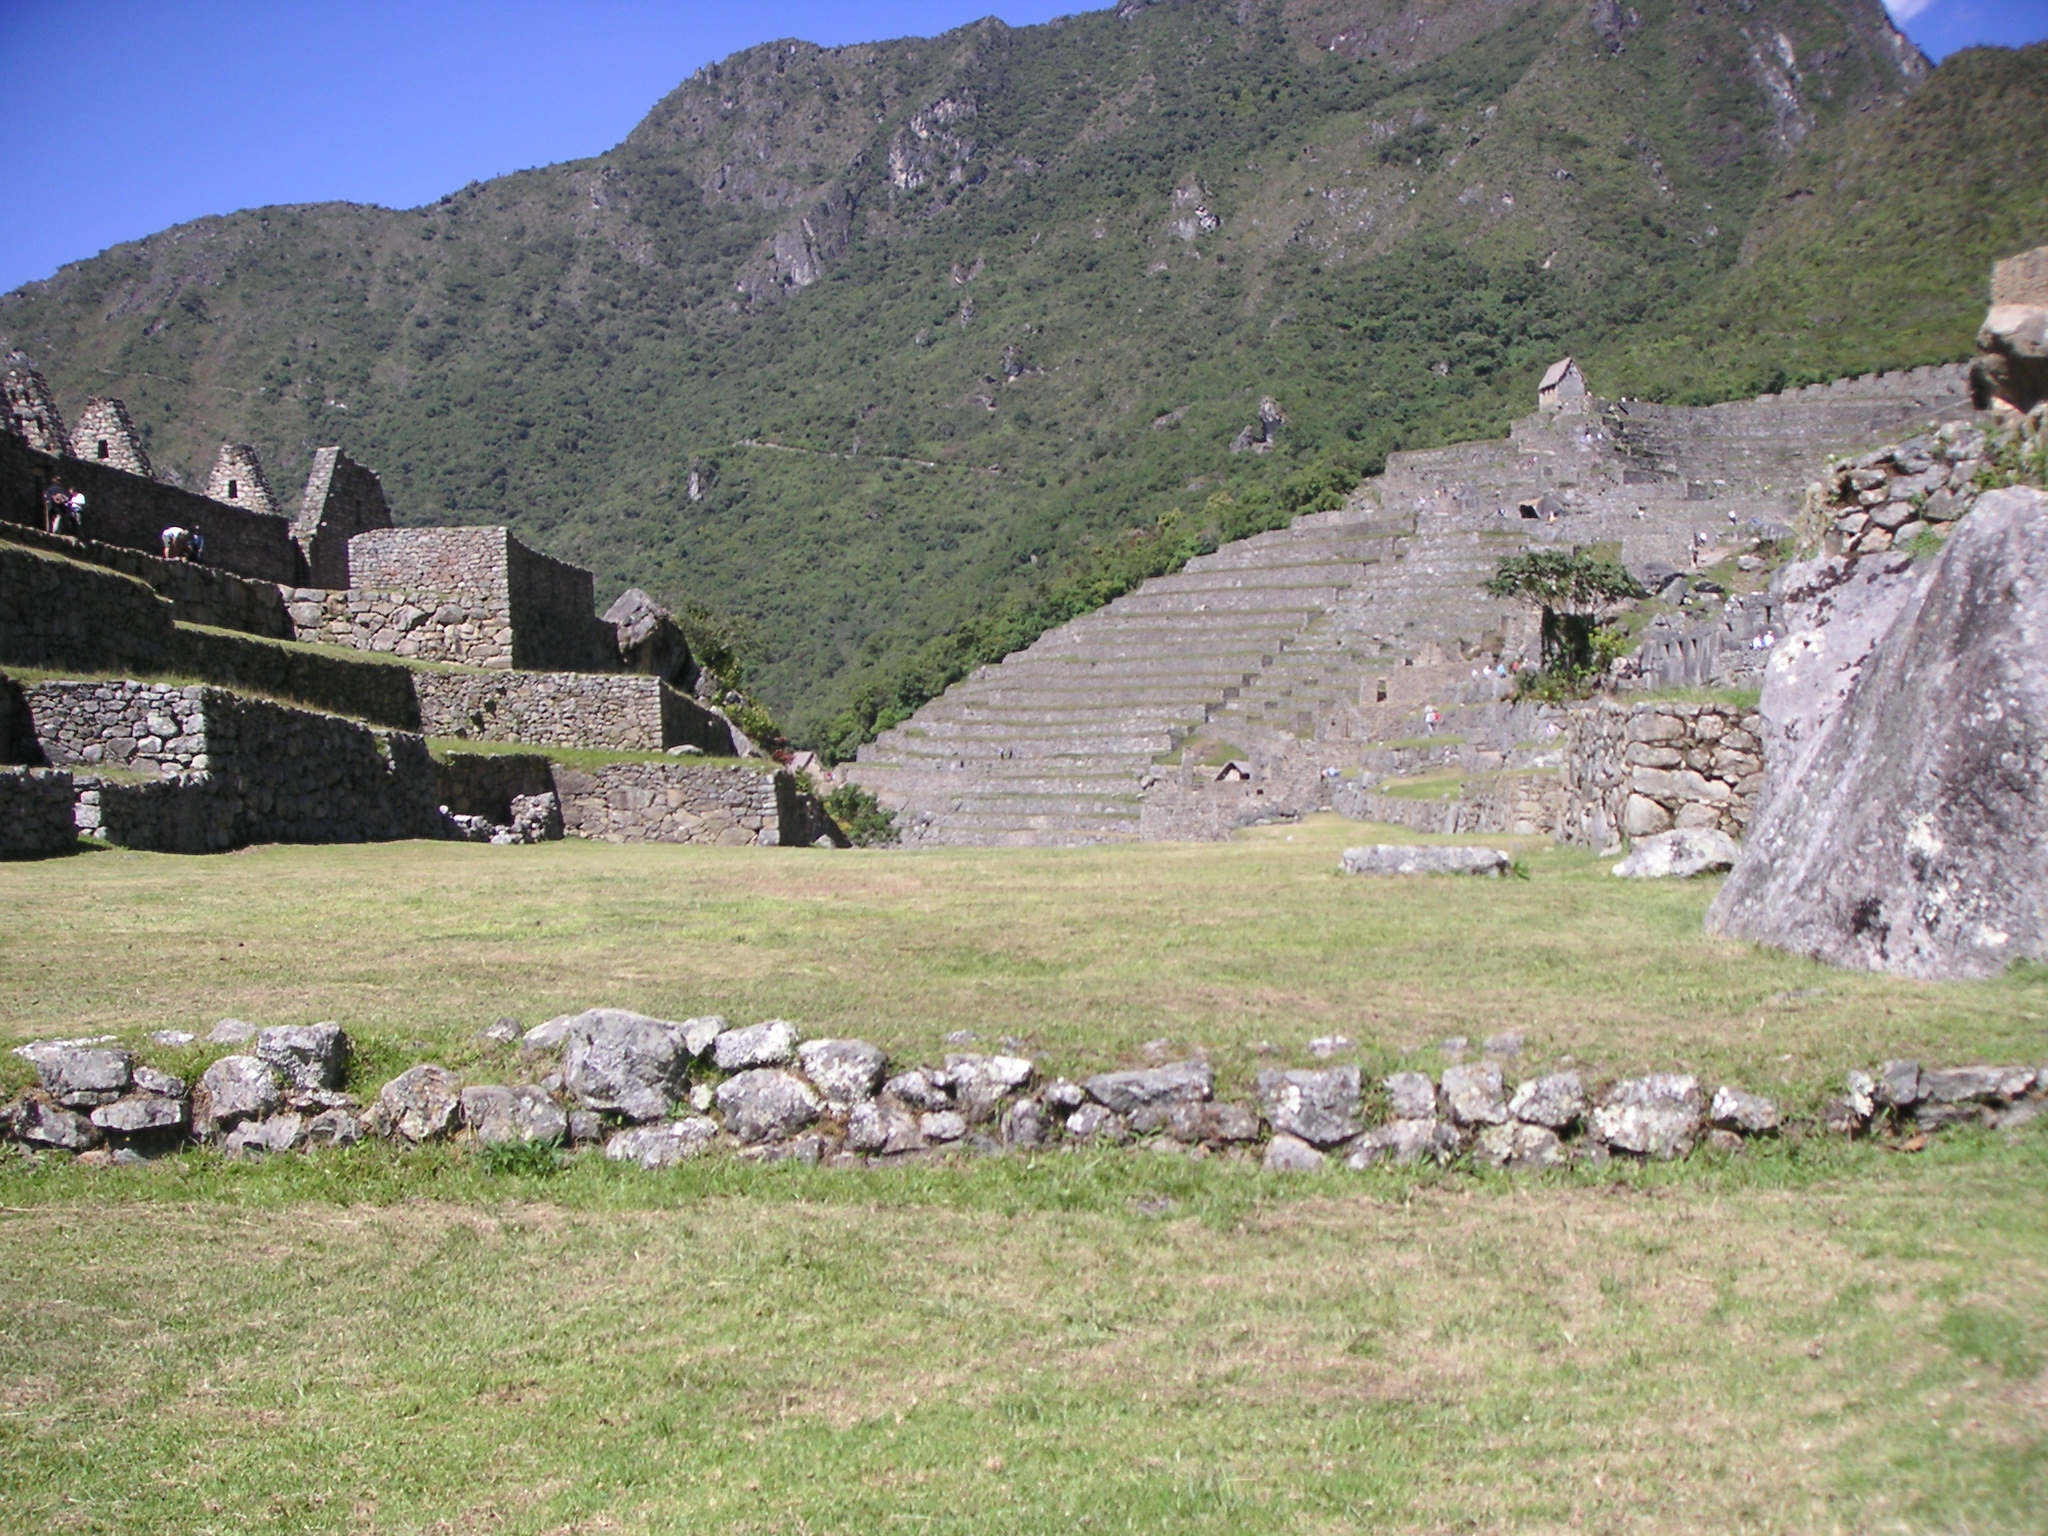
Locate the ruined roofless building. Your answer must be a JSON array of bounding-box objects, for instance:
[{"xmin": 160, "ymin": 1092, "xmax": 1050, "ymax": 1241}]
[
  {"xmin": 68, "ymin": 398, "xmax": 152, "ymax": 478},
  {"xmin": 294, "ymin": 446, "xmax": 392, "ymax": 589},
  {"xmin": 205, "ymin": 444, "xmax": 278, "ymax": 517},
  {"xmin": 3, "ymin": 367, "xmax": 68, "ymax": 456}
]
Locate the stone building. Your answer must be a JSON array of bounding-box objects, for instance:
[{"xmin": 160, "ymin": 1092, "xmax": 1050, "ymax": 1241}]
[
  {"xmin": 205, "ymin": 444, "xmax": 278, "ymax": 517},
  {"xmin": 2, "ymin": 367, "xmax": 66, "ymax": 455},
  {"xmin": 68, "ymin": 399, "xmax": 152, "ymax": 478},
  {"xmin": 1537, "ymin": 357, "xmax": 1587, "ymax": 415},
  {"xmin": 293, "ymin": 446, "xmax": 391, "ymax": 588}
]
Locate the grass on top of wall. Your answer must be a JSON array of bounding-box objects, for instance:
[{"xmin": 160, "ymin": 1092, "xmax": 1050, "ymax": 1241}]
[{"xmin": 428, "ymin": 738, "xmax": 767, "ymax": 773}]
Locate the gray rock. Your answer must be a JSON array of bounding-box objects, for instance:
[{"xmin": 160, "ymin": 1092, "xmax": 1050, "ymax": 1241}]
[
  {"xmin": 207, "ymin": 1018, "xmax": 257, "ymax": 1044},
  {"xmin": 460, "ymin": 1085, "xmax": 569, "ymax": 1146},
  {"xmin": 566, "ymin": 1109, "xmax": 605, "ymax": 1145},
  {"xmin": 223, "ymin": 1113, "xmax": 305, "ymax": 1155},
  {"xmin": 1439, "ymin": 1062, "xmax": 1508, "ymax": 1127},
  {"xmin": 477, "ymin": 1018, "xmax": 522, "ymax": 1046},
  {"xmin": 1042, "ymin": 1079, "xmax": 1088, "ymax": 1114},
  {"xmin": 1341, "ymin": 844, "xmax": 1510, "ymax": 877},
  {"xmin": 1710, "ymin": 488, "xmax": 2048, "ymax": 978},
  {"xmin": 90, "ymin": 1094, "xmax": 187, "ymax": 1134},
  {"xmin": 1507, "ymin": 1072, "xmax": 1585, "ymax": 1130},
  {"xmin": 605, "ymin": 1117, "xmax": 719, "ymax": 1168},
  {"xmin": 1877, "ymin": 1060, "xmax": 1919, "ymax": 1108},
  {"xmin": 1383, "ymin": 1072, "xmax": 1438, "ymax": 1121},
  {"xmin": 194, "ymin": 1055, "xmax": 281, "ymax": 1135},
  {"xmin": 16, "ymin": 1040, "xmax": 132, "ymax": 1107},
  {"xmin": 1483, "ymin": 1031, "xmax": 1524, "ymax": 1059},
  {"xmin": 881, "ymin": 1068, "xmax": 952, "ymax": 1111},
  {"xmin": 133, "ymin": 1066, "xmax": 185, "ymax": 1098},
  {"xmin": 1256, "ymin": 1066, "xmax": 1362, "ymax": 1146},
  {"xmin": 1705, "ymin": 1128, "xmax": 1747, "ymax": 1154},
  {"xmin": 1709, "ymin": 1085, "xmax": 1780, "ymax": 1134},
  {"xmin": 713, "ymin": 1019, "xmax": 800, "ymax": 1072},
  {"xmin": 846, "ymin": 1098, "xmax": 925, "ymax": 1155},
  {"xmin": 304, "ymin": 1108, "xmax": 362, "ymax": 1147},
  {"xmin": 1844, "ymin": 1068, "xmax": 1878, "ymax": 1120},
  {"xmin": 1919, "ymin": 1065, "xmax": 2036, "ymax": 1103},
  {"xmin": 13, "ymin": 1099, "xmax": 99, "ymax": 1150},
  {"xmin": 797, "ymin": 1038, "xmax": 889, "ymax": 1109},
  {"xmin": 1263, "ymin": 1134, "xmax": 1326, "ymax": 1172},
  {"xmin": 945, "ymin": 1053, "xmax": 1036, "ymax": 1122},
  {"xmin": 1473, "ymin": 1122, "xmax": 1565, "ymax": 1170},
  {"xmin": 680, "ymin": 1016, "xmax": 726, "ymax": 1058},
  {"xmin": 1166, "ymin": 1101, "xmax": 1262, "ymax": 1143},
  {"xmin": 373, "ymin": 1065, "xmax": 463, "ymax": 1142},
  {"xmin": 561, "ymin": 1012, "xmax": 693, "ymax": 1122},
  {"xmin": 522, "ymin": 1014, "xmax": 582, "ymax": 1051},
  {"xmin": 1611, "ymin": 828, "xmax": 1740, "ymax": 879},
  {"xmin": 1064, "ymin": 1103, "xmax": 1129, "ymax": 1144},
  {"xmin": 1913, "ymin": 1100, "xmax": 1983, "ymax": 1130},
  {"xmin": 920, "ymin": 1110, "xmax": 968, "ymax": 1143},
  {"xmin": 1307, "ymin": 1035, "xmax": 1355, "ymax": 1058},
  {"xmin": 1347, "ymin": 1118, "xmax": 1462, "ymax": 1168},
  {"xmin": 148, "ymin": 1030, "xmax": 195, "ymax": 1047},
  {"xmin": 1001, "ymin": 1099, "xmax": 1047, "ymax": 1148},
  {"xmin": 1590, "ymin": 1075, "xmax": 1701, "ymax": 1159},
  {"xmin": 255, "ymin": 1023, "xmax": 350, "ymax": 1092},
  {"xmin": 715, "ymin": 1069, "xmax": 820, "ymax": 1143},
  {"xmin": 1083, "ymin": 1060, "xmax": 1214, "ymax": 1115}
]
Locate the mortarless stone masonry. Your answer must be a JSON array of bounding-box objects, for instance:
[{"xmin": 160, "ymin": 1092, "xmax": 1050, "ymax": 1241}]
[
  {"xmin": 0, "ymin": 766, "xmax": 77, "ymax": 857},
  {"xmin": 69, "ymin": 399, "xmax": 152, "ymax": 479},
  {"xmin": 554, "ymin": 762, "xmax": 829, "ymax": 847},
  {"xmin": 293, "ymin": 447, "xmax": 392, "ymax": 589},
  {"xmin": 286, "ymin": 526, "xmax": 617, "ymax": 671},
  {"xmin": 414, "ymin": 669, "xmax": 736, "ymax": 754},
  {"xmin": 205, "ymin": 444, "xmax": 278, "ymax": 518},
  {"xmin": 1559, "ymin": 700, "xmax": 1764, "ymax": 849}
]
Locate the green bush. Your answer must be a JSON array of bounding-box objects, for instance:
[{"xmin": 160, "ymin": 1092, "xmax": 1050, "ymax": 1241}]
[{"xmin": 823, "ymin": 782, "xmax": 899, "ymax": 846}]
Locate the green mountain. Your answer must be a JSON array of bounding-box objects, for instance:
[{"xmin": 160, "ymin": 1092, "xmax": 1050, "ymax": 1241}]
[{"xmin": 3, "ymin": 0, "xmax": 2030, "ymax": 750}]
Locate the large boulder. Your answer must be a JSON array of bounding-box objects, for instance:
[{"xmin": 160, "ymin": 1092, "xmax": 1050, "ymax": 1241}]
[
  {"xmin": 604, "ymin": 588, "xmax": 697, "ymax": 689},
  {"xmin": 1590, "ymin": 1075, "xmax": 1701, "ymax": 1159},
  {"xmin": 1081, "ymin": 1060, "xmax": 1213, "ymax": 1118},
  {"xmin": 712, "ymin": 1019, "xmax": 799, "ymax": 1072},
  {"xmin": 1709, "ymin": 488, "xmax": 2048, "ymax": 978},
  {"xmin": 1341, "ymin": 845, "xmax": 1510, "ymax": 877},
  {"xmin": 561, "ymin": 1012, "xmax": 694, "ymax": 1121},
  {"xmin": 796, "ymin": 1039, "xmax": 888, "ymax": 1110}
]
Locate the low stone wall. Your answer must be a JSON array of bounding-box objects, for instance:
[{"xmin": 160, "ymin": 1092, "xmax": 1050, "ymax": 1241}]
[
  {"xmin": 554, "ymin": 762, "xmax": 829, "ymax": 846},
  {"xmin": 414, "ymin": 670, "xmax": 735, "ymax": 754},
  {"xmin": 1559, "ymin": 700, "xmax": 1764, "ymax": 849},
  {"xmin": 170, "ymin": 626, "xmax": 422, "ymax": 731},
  {"xmin": 1332, "ymin": 771, "xmax": 1565, "ymax": 837},
  {"xmin": 284, "ymin": 585, "xmax": 518, "ymax": 669},
  {"xmin": 23, "ymin": 679, "xmax": 442, "ymax": 852},
  {"xmin": 0, "ymin": 766, "xmax": 76, "ymax": 857},
  {"xmin": 1, "ymin": 525, "xmax": 289, "ymax": 637}
]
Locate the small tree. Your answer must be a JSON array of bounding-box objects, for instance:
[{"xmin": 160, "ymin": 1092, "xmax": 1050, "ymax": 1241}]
[{"xmin": 1484, "ymin": 550, "xmax": 1645, "ymax": 676}]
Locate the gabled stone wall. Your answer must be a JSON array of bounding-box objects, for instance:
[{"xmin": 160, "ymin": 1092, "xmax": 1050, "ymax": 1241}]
[{"xmin": 292, "ymin": 447, "xmax": 390, "ymax": 589}]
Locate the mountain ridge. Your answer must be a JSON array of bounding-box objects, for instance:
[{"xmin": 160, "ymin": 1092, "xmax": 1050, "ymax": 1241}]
[{"xmin": 7, "ymin": 0, "xmax": 2032, "ymax": 747}]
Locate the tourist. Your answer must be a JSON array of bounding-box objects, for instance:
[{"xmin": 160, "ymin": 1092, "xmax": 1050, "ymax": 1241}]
[
  {"xmin": 44, "ymin": 480, "xmax": 81, "ymax": 535},
  {"xmin": 186, "ymin": 527, "xmax": 206, "ymax": 563},
  {"xmin": 161, "ymin": 525, "xmax": 189, "ymax": 560}
]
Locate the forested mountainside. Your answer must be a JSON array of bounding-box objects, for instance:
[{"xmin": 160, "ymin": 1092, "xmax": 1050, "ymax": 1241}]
[{"xmin": 3, "ymin": 0, "xmax": 2036, "ymax": 746}]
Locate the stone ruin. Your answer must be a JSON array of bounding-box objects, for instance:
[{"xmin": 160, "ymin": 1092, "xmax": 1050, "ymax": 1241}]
[
  {"xmin": 5, "ymin": 1012, "xmax": 2038, "ymax": 1177},
  {"xmin": 0, "ymin": 371, "xmax": 847, "ymax": 855}
]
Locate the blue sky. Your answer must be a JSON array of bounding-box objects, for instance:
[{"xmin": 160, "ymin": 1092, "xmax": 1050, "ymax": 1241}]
[{"xmin": 0, "ymin": 0, "xmax": 2041, "ymax": 295}]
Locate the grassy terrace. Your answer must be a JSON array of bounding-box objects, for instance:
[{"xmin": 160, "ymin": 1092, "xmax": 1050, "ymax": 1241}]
[{"xmin": 2, "ymin": 816, "xmax": 2044, "ymax": 1533}]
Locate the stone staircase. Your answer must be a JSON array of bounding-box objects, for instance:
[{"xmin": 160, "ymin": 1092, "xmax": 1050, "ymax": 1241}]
[{"xmin": 851, "ymin": 365, "xmax": 1976, "ymax": 844}]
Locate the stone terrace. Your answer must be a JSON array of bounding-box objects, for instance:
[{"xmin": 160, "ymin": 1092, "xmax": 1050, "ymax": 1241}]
[{"xmin": 852, "ymin": 365, "xmax": 1975, "ymax": 845}]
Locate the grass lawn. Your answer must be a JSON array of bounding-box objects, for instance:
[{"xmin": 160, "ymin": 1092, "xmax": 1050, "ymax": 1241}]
[{"xmin": 2, "ymin": 816, "xmax": 2045, "ymax": 1532}]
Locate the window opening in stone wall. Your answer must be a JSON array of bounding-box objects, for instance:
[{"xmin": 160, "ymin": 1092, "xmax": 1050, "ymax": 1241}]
[
  {"xmin": 227, "ymin": 479, "xmax": 239, "ymax": 499},
  {"xmin": 97, "ymin": 438, "xmax": 109, "ymax": 459},
  {"xmin": 1375, "ymin": 679, "xmax": 1388, "ymax": 702}
]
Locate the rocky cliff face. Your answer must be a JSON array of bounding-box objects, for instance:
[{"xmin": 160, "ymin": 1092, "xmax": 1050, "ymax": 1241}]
[{"xmin": 1708, "ymin": 486, "xmax": 2048, "ymax": 979}]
